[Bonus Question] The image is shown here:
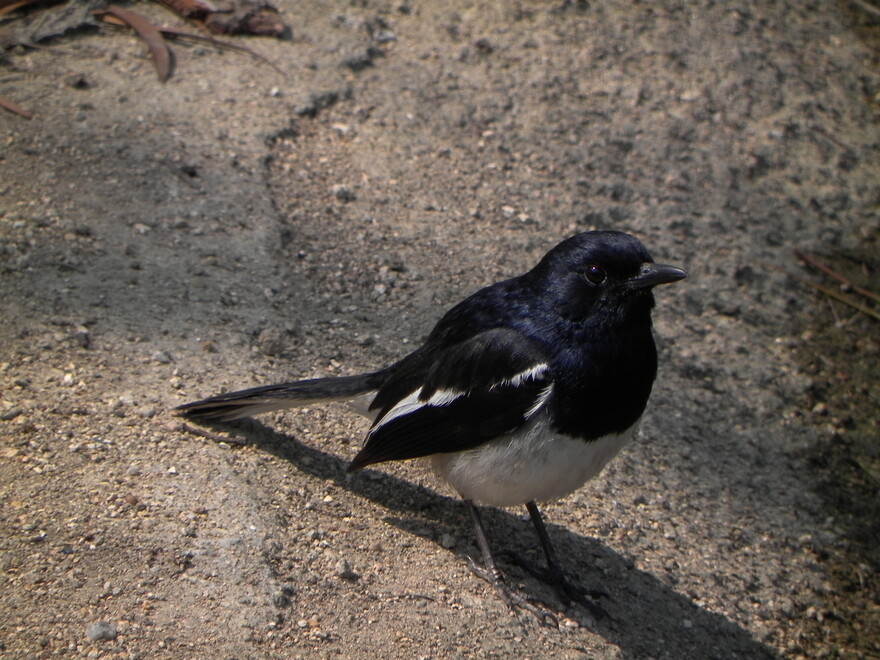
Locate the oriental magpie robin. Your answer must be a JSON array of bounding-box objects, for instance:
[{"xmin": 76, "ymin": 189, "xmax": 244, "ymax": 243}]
[{"xmin": 178, "ymin": 230, "xmax": 687, "ymax": 623}]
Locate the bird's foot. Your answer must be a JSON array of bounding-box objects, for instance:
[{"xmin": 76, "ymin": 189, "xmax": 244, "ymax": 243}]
[
  {"xmin": 499, "ymin": 550, "xmax": 609, "ymax": 620},
  {"xmin": 465, "ymin": 556, "xmax": 559, "ymax": 628}
]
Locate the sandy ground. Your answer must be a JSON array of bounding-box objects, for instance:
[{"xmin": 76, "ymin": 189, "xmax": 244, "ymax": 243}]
[{"xmin": 1, "ymin": 1, "xmax": 879, "ymax": 658}]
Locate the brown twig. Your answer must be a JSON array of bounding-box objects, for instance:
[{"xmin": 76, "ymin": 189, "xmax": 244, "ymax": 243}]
[
  {"xmin": 97, "ymin": 17, "xmax": 283, "ymax": 77},
  {"xmin": 794, "ymin": 250, "xmax": 880, "ymax": 305},
  {"xmin": 850, "ymin": 0, "xmax": 880, "ymax": 19},
  {"xmin": 774, "ymin": 263, "xmax": 880, "ymax": 322},
  {"xmin": 94, "ymin": 6, "xmax": 172, "ymax": 82},
  {"xmin": 804, "ymin": 279, "xmax": 880, "ymax": 321},
  {"xmin": 157, "ymin": 25, "xmax": 284, "ymax": 76},
  {"xmin": 0, "ymin": 94, "xmax": 33, "ymax": 118}
]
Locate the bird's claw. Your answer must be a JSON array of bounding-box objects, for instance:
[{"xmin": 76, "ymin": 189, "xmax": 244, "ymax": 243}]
[
  {"xmin": 498, "ymin": 549, "xmax": 609, "ymax": 620},
  {"xmin": 465, "ymin": 556, "xmax": 559, "ymax": 628}
]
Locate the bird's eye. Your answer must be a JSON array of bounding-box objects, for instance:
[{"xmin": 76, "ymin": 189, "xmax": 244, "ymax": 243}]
[{"xmin": 584, "ymin": 265, "xmax": 607, "ymax": 285}]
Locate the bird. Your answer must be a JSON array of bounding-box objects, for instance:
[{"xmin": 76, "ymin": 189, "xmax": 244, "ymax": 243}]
[{"xmin": 177, "ymin": 230, "xmax": 687, "ymax": 624}]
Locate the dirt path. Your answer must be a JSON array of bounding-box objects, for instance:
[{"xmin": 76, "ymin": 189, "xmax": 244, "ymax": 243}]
[{"xmin": 1, "ymin": 1, "xmax": 878, "ymax": 658}]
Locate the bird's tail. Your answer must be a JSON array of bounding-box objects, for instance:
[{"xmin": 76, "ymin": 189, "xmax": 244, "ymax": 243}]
[{"xmin": 176, "ymin": 370, "xmax": 389, "ymax": 422}]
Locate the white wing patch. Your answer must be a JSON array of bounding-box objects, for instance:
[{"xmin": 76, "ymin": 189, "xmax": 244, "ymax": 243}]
[
  {"xmin": 371, "ymin": 388, "xmax": 424, "ymax": 429},
  {"xmin": 525, "ymin": 383, "xmax": 554, "ymax": 419},
  {"xmin": 424, "ymin": 388, "xmax": 464, "ymax": 407},
  {"xmin": 371, "ymin": 387, "xmax": 467, "ymax": 429},
  {"xmin": 494, "ymin": 363, "xmax": 549, "ymax": 389},
  {"xmin": 371, "ymin": 362, "xmax": 552, "ymax": 431}
]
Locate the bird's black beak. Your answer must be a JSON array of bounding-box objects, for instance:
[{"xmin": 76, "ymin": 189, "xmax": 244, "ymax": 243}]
[{"xmin": 630, "ymin": 262, "xmax": 688, "ymax": 289}]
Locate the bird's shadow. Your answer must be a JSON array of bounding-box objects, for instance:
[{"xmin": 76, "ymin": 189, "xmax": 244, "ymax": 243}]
[{"xmin": 195, "ymin": 417, "xmax": 779, "ymax": 659}]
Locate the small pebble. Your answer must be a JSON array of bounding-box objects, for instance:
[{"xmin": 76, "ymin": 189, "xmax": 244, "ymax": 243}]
[
  {"xmin": 335, "ymin": 559, "xmax": 359, "ymax": 581},
  {"xmin": 151, "ymin": 351, "xmax": 172, "ymax": 364},
  {"xmin": 256, "ymin": 327, "xmax": 286, "ymax": 357},
  {"xmin": 136, "ymin": 405, "xmax": 157, "ymax": 418},
  {"xmin": 0, "ymin": 407, "xmax": 22, "ymax": 421},
  {"xmin": 332, "ymin": 184, "xmax": 356, "ymax": 202},
  {"xmin": 86, "ymin": 621, "xmax": 117, "ymax": 642}
]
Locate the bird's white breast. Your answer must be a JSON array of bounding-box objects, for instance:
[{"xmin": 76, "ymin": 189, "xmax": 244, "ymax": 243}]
[{"xmin": 429, "ymin": 415, "xmax": 637, "ymax": 507}]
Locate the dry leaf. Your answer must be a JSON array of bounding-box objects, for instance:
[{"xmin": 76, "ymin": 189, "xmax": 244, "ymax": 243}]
[{"xmin": 96, "ymin": 5, "xmax": 172, "ymax": 82}]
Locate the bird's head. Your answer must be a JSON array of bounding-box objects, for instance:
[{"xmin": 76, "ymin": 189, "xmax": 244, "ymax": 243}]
[{"xmin": 533, "ymin": 230, "xmax": 687, "ymax": 325}]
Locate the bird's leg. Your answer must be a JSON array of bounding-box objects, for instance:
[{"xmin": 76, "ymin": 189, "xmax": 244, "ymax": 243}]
[
  {"xmin": 464, "ymin": 500, "xmax": 558, "ymax": 627},
  {"xmin": 505, "ymin": 501, "xmax": 608, "ymax": 618}
]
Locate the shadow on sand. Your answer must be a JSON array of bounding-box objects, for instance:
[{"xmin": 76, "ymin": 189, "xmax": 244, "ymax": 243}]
[{"xmin": 188, "ymin": 417, "xmax": 779, "ymax": 659}]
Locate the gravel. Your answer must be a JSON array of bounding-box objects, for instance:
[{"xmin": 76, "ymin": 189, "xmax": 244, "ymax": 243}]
[{"xmin": 1, "ymin": 1, "xmax": 877, "ymax": 658}]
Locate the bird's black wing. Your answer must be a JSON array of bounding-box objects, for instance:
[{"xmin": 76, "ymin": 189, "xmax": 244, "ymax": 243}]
[{"xmin": 348, "ymin": 328, "xmax": 553, "ymax": 471}]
